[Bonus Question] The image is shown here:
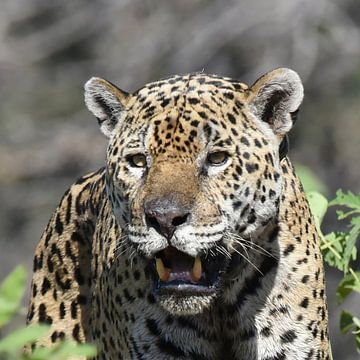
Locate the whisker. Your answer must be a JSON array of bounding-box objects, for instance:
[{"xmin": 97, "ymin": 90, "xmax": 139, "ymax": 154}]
[
  {"xmin": 231, "ymin": 239, "xmax": 278, "ymax": 259},
  {"xmin": 128, "ymin": 248, "xmax": 137, "ymax": 268},
  {"xmin": 116, "ymin": 247, "xmax": 129, "ymax": 257},
  {"xmin": 229, "ymin": 244, "xmax": 263, "ymax": 275},
  {"xmin": 234, "ymin": 240, "xmax": 250, "ymax": 260},
  {"xmin": 227, "ymin": 233, "xmax": 278, "ymax": 260},
  {"xmin": 215, "ymin": 245, "xmax": 232, "ymax": 259}
]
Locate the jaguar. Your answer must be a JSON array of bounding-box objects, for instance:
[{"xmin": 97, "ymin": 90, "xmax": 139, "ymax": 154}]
[{"xmin": 27, "ymin": 68, "xmax": 331, "ymax": 359}]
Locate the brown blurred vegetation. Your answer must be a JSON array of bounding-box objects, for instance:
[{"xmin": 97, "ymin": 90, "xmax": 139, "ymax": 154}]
[{"xmin": 0, "ymin": 0, "xmax": 359, "ymax": 357}]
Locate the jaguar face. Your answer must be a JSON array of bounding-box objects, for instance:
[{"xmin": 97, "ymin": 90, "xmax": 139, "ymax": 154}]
[{"xmin": 84, "ymin": 69, "xmax": 303, "ymax": 314}]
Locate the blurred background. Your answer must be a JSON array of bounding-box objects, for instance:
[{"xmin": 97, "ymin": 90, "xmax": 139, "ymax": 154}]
[{"xmin": 0, "ymin": 0, "xmax": 359, "ymax": 358}]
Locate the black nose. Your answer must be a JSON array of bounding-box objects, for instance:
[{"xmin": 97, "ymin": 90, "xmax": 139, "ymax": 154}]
[{"xmin": 144, "ymin": 197, "xmax": 190, "ymax": 240}]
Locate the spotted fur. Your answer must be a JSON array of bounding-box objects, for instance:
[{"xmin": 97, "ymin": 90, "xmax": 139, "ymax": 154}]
[{"xmin": 27, "ymin": 69, "xmax": 331, "ymax": 359}]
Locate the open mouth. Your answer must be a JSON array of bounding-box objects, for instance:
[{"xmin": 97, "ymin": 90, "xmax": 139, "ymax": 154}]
[{"xmin": 151, "ymin": 246, "xmax": 226, "ymax": 295}]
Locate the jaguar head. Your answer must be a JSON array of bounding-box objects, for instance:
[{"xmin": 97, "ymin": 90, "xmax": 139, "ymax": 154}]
[{"xmin": 84, "ymin": 69, "xmax": 303, "ymax": 315}]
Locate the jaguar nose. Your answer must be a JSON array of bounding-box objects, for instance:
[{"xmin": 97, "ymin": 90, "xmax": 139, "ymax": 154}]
[{"xmin": 144, "ymin": 198, "xmax": 190, "ymax": 240}]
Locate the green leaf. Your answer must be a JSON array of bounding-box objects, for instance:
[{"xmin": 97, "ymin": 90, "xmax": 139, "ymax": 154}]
[
  {"xmin": 0, "ymin": 325, "xmax": 49, "ymax": 354},
  {"xmin": 340, "ymin": 314, "xmax": 360, "ymax": 354},
  {"xmin": 351, "ymin": 246, "xmax": 357, "ymax": 262},
  {"xmin": 0, "ymin": 266, "xmax": 27, "ymax": 327},
  {"xmin": 329, "ymin": 190, "xmax": 360, "ymax": 211},
  {"xmin": 324, "ymin": 191, "xmax": 360, "ymax": 272},
  {"xmin": 321, "ymin": 229, "xmax": 359, "ymax": 273},
  {"xmin": 340, "ymin": 311, "xmax": 360, "ymax": 354},
  {"xmin": 296, "ymin": 165, "xmax": 328, "ymax": 195},
  {"xmin": 322, "ymin": 232, "xmax": 348, "ymax": 271},
  {"xmin": 29, "ymin": 341, "xmax": 97, "ymax": 360},
  {"xmin": 29, "ymin": 346, "xmax": 57, "ymax": 360},
  {"xmin": 307, "ymin": 191, "xmax": 328, "ymax": 229},
  {"xmin": 337, "ymin": 272, "xmax": 360, "ymax": 303},
  {"xmin": 353, "ymin": 317, "xmax": 360, "ymax": 329},
  {"xmin": 343, "ymin": 222, "xmax": 360, "ymax": 272},
  {"xmin": 340, "ymin": 310, "xmax": 355, "ymax": 334},
  {"xmin": 53, "ymin": 341, "xmax": 97, "ymax": 358}
]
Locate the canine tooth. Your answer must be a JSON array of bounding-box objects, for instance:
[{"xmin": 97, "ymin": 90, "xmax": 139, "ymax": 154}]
[
  {"xmin": 191, "ymin": 256, "xmax": 202, "ymax": 282},
  {"xmin": 156, "ymin": 258, "xmax": 170, "ymax": 282}
]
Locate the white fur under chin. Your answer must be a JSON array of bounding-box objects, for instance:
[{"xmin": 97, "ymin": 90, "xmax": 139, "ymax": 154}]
[{"xmin": 157, "ymin": 293, "xmax": 216, "ymax": 315}]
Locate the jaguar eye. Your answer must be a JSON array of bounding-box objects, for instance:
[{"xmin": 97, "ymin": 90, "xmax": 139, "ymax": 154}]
[
  {"xmin": 128, "ymin": 154, "xmax": 147, "ymax": 168},
  {"xmin": 207, "ymin": 151, "xmax": 228, "ymax": 166}
]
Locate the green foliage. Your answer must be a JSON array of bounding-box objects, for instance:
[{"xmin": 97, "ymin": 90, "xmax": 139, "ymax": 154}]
[
  {"xmin": 26, "ymin": 341, "xmax": 97, "ymax": 360},
  {"xmin": 296, "ymin": 165, "xmax": 328, "ymax": 196},
  {"xmin": 329, "ymin": 190, "xmax": 360, "ymax": 273},
  {"xmin": 340, "ymin": 311, "xmax": 360, "ymax": 351},
  {"xmin": 317, "ymin": 190, "xmax": 360, "ymax": 277},
  {"xmin": 0, "ymin": 267, "xmax": 97, "ymax": 360},
  {"xmin": 337, "ymin": 272, "xmax": 360, "ymax": 304},
  {"xmin": 305, "ymin": 187, "xmax": 360, "ymax": 353},
  {"xmin": 0, "ymin": 267, "xmax": 27, "ymax": 328},
  {"xmin": 307, "ymin": 191, "xmax": 328, "ymax": 230}
]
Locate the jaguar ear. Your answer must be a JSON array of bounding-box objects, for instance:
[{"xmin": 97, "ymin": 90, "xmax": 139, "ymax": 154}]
[
  {"xmin": 249, "ymin": 68, "xmax": 303, "ymax": 137},
  {"xmin": 84, "ymin": 77, "xmax": 129, "ymax": 138}
]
